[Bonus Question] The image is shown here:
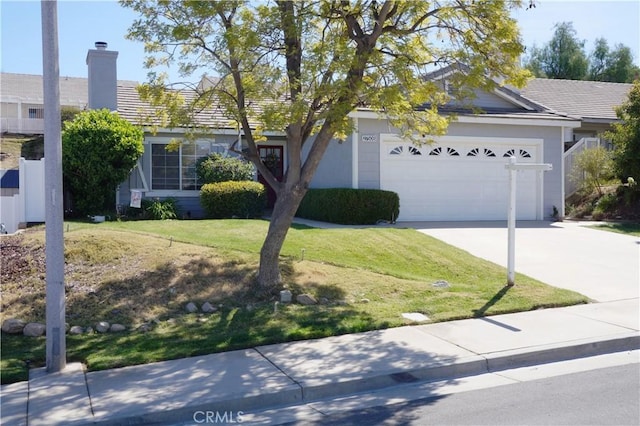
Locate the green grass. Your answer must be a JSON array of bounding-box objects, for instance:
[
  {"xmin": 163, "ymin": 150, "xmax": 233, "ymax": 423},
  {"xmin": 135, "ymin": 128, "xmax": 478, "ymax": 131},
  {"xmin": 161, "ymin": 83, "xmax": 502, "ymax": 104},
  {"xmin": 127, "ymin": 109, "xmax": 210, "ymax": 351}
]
[
  {"xmin": 591, "ymin": 222, "xmax": 640, "ymax": 237},
  {"xmin": 1, "ymin": 219, "xmax": 589, "ymax": 384}
]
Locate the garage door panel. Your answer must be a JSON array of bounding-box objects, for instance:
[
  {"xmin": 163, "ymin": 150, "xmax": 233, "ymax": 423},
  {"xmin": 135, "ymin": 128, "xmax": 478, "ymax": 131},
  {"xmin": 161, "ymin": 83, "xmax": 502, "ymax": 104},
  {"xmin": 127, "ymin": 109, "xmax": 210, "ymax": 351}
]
[{"xmin": 381, "ymin": 140, "xmax": 540, "ymax": 221}]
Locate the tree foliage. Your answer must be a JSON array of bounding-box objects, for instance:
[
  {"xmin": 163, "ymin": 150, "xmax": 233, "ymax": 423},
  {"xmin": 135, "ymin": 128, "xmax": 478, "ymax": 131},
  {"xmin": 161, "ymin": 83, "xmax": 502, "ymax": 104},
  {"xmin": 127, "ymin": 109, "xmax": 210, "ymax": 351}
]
[
  {"xmin": 524, "ymin": 22, "xmax": 588, "ymax": 80},
  {"xmin": 62, "ymin": 109, "xmax": 144, "ymax": 215},
  {"xmin": 121, "ymin": 0, "xmax": 530, "ymax": 291},
  {"xmin": 525, "ymin": 22, "xmax": 639, "ymax": 82},
  {"xmin": 607, "ymin": 80, "xmax": 640, "ymax": 185}
]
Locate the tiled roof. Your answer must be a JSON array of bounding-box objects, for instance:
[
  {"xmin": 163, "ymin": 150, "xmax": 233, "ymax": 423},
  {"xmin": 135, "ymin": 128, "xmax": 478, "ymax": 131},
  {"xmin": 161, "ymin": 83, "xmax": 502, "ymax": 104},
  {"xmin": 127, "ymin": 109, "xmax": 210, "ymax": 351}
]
[
  {"xmin": 519, "ymin": 78, "xmax": 632, "ymax": 121},
  {"xmin": 2, "ymin": 72, "xmax": 632, "ymax": 124},
  {"xmin": 116, "ymin": 84, "xmax": 240, "ymax": 129}
]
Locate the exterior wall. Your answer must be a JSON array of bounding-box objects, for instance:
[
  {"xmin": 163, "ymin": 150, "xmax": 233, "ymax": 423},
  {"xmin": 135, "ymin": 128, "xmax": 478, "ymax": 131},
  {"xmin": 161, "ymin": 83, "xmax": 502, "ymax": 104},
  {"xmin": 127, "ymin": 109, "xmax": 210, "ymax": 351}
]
[
  {"xmin": 307, "ymin": 136, "xmax": 353, "ymax": 188},
  {"xmin": 118, "ymin": 132, "xmax": 258, "ymax": 218},
  {"xmin": 467, "ymin": 89, "xmax": 519, "ymax": 110},
  {"xmin": 1, "ymin": 102, "xmax": 18, "ymax": 118},
  {"xmin": 356, "ymin": 118, "xmax": 393, "ymax": 189}
]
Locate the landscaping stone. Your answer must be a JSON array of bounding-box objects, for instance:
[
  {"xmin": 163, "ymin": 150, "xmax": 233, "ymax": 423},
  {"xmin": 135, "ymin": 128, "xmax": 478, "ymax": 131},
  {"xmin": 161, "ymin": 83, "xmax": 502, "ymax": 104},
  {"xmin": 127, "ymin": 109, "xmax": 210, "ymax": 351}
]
[
  {"xmin": 185, "ymin": 302, "xmax": 198, "ymax": 313},
  {"xmin": 110, "ymin": 324, "xmax": 126, "ymax": 332},
  {"xmin": 23, "ymin": 322, "xmax": 46, "ymax": 337},
  {"xmin": 280, "ymin": 290, "xmax": 292, "ymax": 303},
  {"xmin": 201, "ymin": 302, "xmax": 217, "ymax": 313},
  {"xmin": 96, "ymin": 321, "xmax": 110, "ymax": 333},
  {"xmin": 2, "ymin": 318, "xmax": 26, "ymax": 334},
  {"xmin": 137, "ymin": 323, "xmax": 153, "ymax": 333},
  {"xmin": 86, "ymin": 327, "xmax": 94, "ymax": 334},
  {"xmin": 432, "ymin": 280, "xmax": 450, "ymax": 288},
  {"xmin": 69, "ymin": 326, "xmax": 84, "ymax": 335},
  {"xmin": 359, "ymin": 298, "xmax": 371, "ymax": 304},
  {"xmin": 296, "ymin": 294, "xmax": 318, "ymax": 305}
]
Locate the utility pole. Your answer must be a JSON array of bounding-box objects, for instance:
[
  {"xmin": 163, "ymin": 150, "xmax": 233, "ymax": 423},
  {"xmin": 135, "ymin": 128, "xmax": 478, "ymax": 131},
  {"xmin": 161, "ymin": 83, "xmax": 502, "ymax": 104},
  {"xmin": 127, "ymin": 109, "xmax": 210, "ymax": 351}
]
[{"xmin": 42, "ymin": 0, "xmax": 66, "ymax": 373}]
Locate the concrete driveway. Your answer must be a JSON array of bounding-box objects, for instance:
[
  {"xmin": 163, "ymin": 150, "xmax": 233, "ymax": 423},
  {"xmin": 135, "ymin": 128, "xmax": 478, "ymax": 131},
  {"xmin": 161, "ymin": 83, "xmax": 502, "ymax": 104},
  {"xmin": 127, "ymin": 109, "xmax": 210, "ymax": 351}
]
[{"xmin": 411, "ymin": 221, "xmax": 639, "ymax": 303}]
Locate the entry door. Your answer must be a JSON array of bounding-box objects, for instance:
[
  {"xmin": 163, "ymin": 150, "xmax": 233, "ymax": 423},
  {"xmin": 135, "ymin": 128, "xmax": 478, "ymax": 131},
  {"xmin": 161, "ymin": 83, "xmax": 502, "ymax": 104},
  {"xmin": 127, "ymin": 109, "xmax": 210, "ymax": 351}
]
[{"xmin": 258, "ymin": 145, "xmax": 284, "ymax": 207}]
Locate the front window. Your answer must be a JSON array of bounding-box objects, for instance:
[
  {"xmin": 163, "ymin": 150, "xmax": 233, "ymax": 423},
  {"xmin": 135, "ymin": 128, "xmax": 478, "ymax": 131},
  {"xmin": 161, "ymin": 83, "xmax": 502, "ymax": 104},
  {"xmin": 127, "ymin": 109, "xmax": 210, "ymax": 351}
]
[
  {"xmin": 151, "ymin": 140, "xmax": 225, "ymax": 190},
  {"xmin": 28, "ymin": 107, "xmax": 44, "ymax": 119}
]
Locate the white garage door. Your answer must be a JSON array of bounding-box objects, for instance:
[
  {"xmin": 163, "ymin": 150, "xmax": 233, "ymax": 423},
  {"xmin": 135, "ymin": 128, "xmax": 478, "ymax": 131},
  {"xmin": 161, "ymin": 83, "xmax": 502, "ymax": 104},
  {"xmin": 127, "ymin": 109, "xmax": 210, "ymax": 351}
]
[{"xmin": 380, "ymin": 136, "xmax": 543, "ymax": 221}]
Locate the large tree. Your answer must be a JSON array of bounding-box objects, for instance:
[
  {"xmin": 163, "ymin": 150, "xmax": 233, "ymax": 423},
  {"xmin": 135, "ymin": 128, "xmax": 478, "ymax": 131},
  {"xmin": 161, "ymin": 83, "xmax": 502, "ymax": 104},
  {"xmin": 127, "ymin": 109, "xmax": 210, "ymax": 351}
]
[
  {"xmin": 589, "ymin": 38, "xmax": 639, "ymax": 83},
  {"xmin": 608, "ymin": 80, "xmax": 640, "ymax": 184},
  {"xmin": 121, "ymin": 0, "xmax": 529, "ymax": 292},
  {"xmin": 524, "ymin": 22, "xmax": 588, "ymax": 80}
]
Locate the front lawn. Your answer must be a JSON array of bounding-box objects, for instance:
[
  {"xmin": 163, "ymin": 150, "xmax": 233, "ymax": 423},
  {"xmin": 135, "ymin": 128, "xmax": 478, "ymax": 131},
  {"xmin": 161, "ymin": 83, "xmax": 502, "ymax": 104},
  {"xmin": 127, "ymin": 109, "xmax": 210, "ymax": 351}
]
[
  {"xmin": 591, "ymin": 222, "xmax": 640, "ymax": 237},
  {"xmin": 0, "ymin": 219, "xmax": 588, "ymax": 384}
]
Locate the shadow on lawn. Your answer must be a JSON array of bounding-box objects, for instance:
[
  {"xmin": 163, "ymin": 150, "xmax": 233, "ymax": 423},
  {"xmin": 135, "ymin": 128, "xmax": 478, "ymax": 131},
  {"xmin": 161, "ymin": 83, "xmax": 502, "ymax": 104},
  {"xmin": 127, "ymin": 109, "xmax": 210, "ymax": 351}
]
[{"xmin": 471, "ymin": 285, "xmax": 512, "ymax": 318}]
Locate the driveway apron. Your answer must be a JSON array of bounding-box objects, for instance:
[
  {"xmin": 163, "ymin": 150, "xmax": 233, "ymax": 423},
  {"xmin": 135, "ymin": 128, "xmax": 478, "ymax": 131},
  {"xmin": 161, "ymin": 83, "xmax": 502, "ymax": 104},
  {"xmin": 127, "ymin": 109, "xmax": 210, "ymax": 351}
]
[{"xmin": 413, "ymin": 221, "xmax": 639, "ymax": 302}]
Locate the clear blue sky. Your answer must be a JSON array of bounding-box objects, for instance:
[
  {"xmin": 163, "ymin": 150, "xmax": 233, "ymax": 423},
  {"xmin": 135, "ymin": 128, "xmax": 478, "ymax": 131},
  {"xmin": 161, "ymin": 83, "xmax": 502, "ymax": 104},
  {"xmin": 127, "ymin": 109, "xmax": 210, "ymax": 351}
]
[{"xmin": 1, "ymin": 0, "xmax": 639, "ymax": 83}]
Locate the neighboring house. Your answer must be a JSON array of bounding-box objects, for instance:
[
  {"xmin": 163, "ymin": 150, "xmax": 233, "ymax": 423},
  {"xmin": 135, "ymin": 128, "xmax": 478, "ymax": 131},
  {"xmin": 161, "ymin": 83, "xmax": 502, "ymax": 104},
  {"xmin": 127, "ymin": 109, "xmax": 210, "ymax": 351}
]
[
  {"xmin": 0, "ymin": 73, "xmax": 88, "ymax": 134},
  {"xmin": 1, "ymin": 43, "xmax": 632, "ymax": 222}
]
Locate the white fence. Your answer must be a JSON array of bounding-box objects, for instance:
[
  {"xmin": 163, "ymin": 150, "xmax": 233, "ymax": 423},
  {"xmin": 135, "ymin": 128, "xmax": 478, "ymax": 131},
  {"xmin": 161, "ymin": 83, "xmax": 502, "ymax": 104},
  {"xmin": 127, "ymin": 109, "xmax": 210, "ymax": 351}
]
[
  {"xmin": 0, "ymin": 158, "xmax": 45, "ymax": 234},
  {"xmin": 0, "ymin": 117, "xmax": 45, "ymax": 134},
  {"xmin": 563, "ymin": 137, "xmax": 601, "ymax": 198}
]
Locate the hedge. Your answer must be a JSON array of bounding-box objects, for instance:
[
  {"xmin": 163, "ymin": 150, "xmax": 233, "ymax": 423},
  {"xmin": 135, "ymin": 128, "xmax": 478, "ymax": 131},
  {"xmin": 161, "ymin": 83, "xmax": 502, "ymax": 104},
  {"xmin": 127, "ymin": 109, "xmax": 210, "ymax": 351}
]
[
  {"xmin": 200, "ymin": 181, "xmax": 266, "ymax": 218},
  {"xmin": 296, "ymin": 188, "xmax": 400, "ymax": 225}
]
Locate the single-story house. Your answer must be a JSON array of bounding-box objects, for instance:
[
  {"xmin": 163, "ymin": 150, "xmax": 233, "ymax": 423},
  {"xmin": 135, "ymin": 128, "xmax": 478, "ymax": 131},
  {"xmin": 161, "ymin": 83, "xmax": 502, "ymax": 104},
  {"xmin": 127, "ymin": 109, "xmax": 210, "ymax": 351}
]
[{"xmin": 1, "ymin": 43, "xmax": 633, "ymax": 222}]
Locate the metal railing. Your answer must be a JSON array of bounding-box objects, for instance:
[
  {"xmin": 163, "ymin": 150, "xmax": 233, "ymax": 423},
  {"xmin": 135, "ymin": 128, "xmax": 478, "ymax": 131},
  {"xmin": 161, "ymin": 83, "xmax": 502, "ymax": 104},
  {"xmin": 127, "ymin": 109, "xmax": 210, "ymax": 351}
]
[{"xmin": 563, "ymin": 137, "xmax": 601, "ymax": 197}]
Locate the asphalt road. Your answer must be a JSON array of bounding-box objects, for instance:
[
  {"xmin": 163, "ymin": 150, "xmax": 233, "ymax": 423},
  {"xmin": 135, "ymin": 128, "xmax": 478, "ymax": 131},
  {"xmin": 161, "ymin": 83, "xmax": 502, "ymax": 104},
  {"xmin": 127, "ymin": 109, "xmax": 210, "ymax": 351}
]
[{"xmin": 285, "ymin": 363, "xmax": 640, "ymax": 426}]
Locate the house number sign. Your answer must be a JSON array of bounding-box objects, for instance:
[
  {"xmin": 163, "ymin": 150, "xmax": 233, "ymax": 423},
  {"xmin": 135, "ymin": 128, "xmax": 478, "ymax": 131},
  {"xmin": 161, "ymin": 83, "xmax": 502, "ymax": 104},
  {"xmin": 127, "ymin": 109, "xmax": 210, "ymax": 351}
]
[{"xmin": 361, "ymin": 134, "xmax": 378, "ymax": 143}]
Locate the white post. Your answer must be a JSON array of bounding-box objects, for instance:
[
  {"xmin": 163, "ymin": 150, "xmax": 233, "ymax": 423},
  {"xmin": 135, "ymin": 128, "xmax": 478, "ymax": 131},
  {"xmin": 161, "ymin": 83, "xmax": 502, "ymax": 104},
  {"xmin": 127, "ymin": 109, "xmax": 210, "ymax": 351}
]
[
  {"xmin": 505, "ymin": 158, "xmax": 552, "ymax": 287},
  {"xmin": 507, "ymin": 156, "xmax": 517, "ymax": 286},
  {"xmin": 42, "ymin": 0, "xmax": 66, "ymax": 373}
]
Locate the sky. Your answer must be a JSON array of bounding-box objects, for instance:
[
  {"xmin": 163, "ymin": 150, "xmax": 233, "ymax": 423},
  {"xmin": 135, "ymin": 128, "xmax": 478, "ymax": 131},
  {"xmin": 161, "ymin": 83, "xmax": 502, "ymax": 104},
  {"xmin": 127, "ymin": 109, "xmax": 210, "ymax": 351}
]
[{"xmin": 1, "ymin": 0, "xmax": 639, "ymax": 83}]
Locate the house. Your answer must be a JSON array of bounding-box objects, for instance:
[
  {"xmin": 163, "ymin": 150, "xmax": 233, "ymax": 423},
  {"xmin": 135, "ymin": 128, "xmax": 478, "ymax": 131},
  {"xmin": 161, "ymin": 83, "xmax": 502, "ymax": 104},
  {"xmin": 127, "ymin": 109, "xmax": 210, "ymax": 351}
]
[
  {"xmin": 1, "ymin": 43, "xmax": 633, "ymax": 223},
  {"xmin": 0, "ymin": 73, "xmax": 88, "ymax": 134}
]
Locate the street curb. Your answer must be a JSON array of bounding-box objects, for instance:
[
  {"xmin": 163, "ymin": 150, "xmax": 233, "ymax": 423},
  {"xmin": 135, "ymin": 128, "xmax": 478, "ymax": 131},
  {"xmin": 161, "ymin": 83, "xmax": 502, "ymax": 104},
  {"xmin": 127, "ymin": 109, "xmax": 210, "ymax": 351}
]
[
  {"xmin": 16, "ymin": 332, "xmax": 640, "ymax": 426},
  {"xmin": 485, "ymin": 332, "xmax": 640, "ymax": 372}
]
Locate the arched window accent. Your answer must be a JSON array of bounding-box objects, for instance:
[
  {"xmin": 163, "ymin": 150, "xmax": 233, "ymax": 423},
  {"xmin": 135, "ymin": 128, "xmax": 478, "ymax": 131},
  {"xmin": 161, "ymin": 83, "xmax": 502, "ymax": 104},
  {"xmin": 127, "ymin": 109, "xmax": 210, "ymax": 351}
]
[
  {"xmin": 483, "ymin": 148, "xmax": 496, "ymax": 157},
  {"xmin": 409, "ymin": 146, "xmax": 422, "ymax": 156},
  {"xmin": 503, "ymin": 148, "xmax": 532, "ymax": 159},
  {"xmin": 467, "ymin": 148, "xmax": 480, "ymax": 157},
  {"xmin": 447, "ymin": 147, "xmax": 460, "ymax": 156},
  {"xmin": 429, "ymin": 147, "xmax": 442, "ymax": 156},
  {"xmin": 390, "ymin": 146, "xmax": 404, "ymax": 155},
  {"xmin": 503, "ymin": 149, "xmax": 516, "ymax": 158}
]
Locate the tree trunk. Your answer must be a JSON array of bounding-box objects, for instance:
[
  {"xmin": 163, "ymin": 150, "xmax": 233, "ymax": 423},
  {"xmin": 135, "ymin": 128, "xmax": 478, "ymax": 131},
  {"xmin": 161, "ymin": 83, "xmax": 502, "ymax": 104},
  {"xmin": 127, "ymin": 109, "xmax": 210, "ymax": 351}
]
[{"xmin": 257, "ymin": 186, "xmax": 306, "ymax": 293}]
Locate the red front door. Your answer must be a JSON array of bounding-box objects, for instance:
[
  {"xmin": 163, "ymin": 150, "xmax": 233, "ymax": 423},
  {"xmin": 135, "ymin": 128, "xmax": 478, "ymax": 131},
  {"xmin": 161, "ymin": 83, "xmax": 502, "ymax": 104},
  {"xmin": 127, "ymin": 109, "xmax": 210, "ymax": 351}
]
[{"xmin": 258, "ymin": 145, "xmax": 284, "ymax": 208}]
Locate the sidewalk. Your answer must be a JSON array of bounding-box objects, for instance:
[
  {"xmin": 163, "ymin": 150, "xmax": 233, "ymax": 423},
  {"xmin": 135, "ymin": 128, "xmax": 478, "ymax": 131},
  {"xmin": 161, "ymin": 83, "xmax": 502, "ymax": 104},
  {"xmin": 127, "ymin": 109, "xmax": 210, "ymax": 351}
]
[{"xmin": 2, "ymin": 299, "xmax": 639, "ymax": 426}]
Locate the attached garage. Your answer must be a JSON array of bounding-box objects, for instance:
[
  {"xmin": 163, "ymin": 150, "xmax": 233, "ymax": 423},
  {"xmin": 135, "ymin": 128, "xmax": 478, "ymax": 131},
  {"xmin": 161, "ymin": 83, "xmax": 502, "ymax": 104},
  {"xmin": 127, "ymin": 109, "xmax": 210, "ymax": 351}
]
[{"xmin": 380, "ymin": 135, "xmax": 544, "ymax": 221}]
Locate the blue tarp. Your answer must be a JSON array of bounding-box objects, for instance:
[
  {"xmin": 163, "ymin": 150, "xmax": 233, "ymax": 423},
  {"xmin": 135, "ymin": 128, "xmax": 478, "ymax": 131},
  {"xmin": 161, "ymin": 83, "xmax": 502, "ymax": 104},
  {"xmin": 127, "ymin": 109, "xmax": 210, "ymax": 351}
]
[{"xmin": 0, "ymin": 170, "xmax": 19, "ymax": 188}]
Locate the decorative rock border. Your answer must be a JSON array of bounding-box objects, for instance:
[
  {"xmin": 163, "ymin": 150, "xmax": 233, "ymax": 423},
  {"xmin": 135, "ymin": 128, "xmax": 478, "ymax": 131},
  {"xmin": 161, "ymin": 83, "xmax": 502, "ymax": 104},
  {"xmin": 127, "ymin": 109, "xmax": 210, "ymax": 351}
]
[{"xmin": 1, "ymin": 318, "xmax": 129, "ymax": 337}]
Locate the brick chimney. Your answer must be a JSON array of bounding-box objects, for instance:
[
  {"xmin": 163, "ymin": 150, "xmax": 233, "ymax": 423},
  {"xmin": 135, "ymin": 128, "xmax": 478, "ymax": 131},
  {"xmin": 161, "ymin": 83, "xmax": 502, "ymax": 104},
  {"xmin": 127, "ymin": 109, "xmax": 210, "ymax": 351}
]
[{"xmin": 86, "ymin": 41, "xmax": 118, "ymax": 111}]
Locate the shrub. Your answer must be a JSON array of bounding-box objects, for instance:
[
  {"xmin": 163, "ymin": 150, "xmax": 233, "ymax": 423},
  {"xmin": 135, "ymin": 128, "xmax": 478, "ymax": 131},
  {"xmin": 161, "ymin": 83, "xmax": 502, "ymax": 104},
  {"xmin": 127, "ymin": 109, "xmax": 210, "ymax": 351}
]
[
  {"xmin": 141, "ymin": 198, "xmax": 179, "ymax": 220},
  {"xmin": 200, "ymin": 181, "xmax": 266, "ymax": 218},
  {"xmin": 62, "ymin": 109, "xmax": 144, "ymax": 215},
  {"xmin": 296, "ymin": 188, "xmax": 400, "ymax": 225},
  {"xmin": 196, "ymin": 153, "xmax": 254, "ymax": 184}
]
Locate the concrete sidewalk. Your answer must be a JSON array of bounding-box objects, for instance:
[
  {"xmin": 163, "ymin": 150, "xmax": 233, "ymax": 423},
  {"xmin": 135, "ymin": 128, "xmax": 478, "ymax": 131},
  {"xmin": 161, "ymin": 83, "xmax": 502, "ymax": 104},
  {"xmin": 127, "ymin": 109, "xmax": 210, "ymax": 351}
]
[{"xmin": 2, "ymin": 299, "xmax": 638, "ymax": 426}]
